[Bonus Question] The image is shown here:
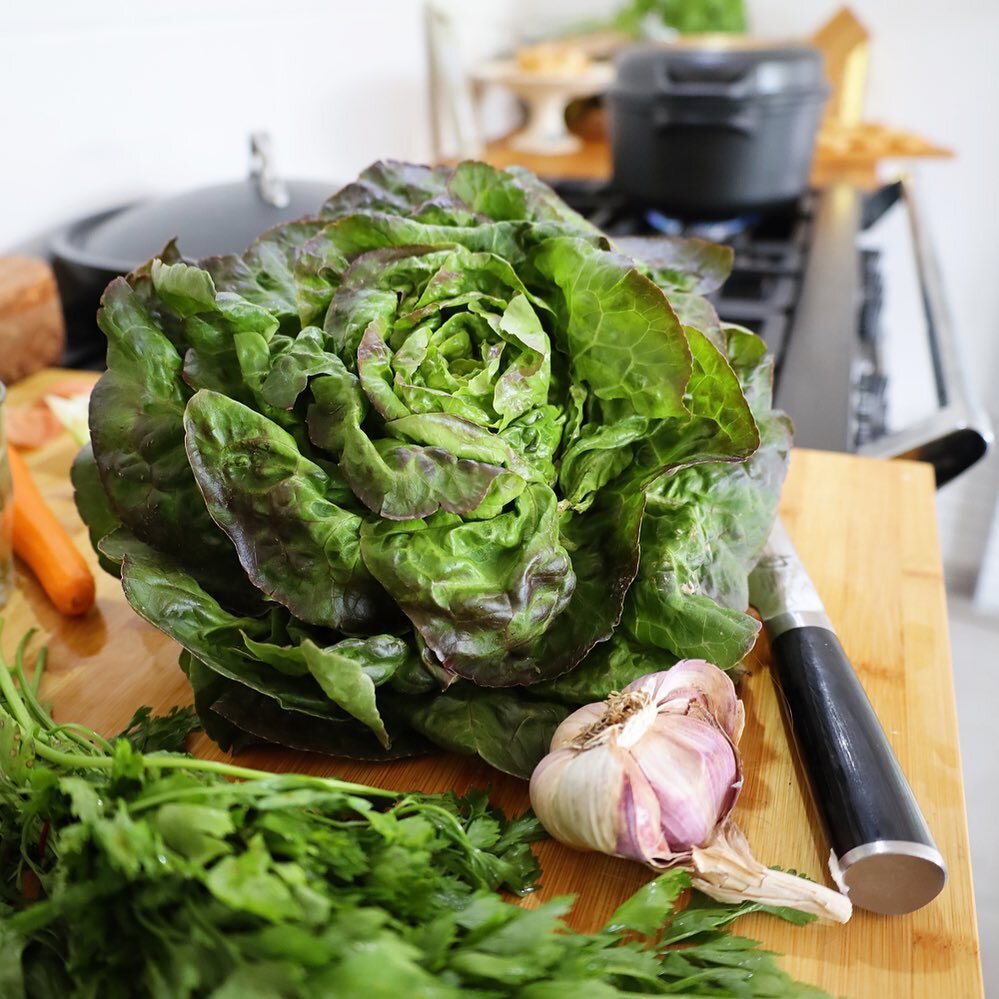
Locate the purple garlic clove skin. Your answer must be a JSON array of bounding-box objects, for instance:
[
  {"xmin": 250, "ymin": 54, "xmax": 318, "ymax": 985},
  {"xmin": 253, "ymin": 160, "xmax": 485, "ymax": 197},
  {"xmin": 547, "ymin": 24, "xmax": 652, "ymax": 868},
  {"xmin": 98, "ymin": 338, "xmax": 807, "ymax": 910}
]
[
  {"xmin": 630, "ymin": 713, "xmax": 742, "ymax": 861},
  {"xmin": 529, "ymin": 662, "xmax": 853, "ymax": 923},
  {"xmin": 623, "ymin": 659, "xmax": 745, "ymax": 745},
  {"xmin": 530, "ymin": 736, "xmax": 659, "ymax": 858},
  {"xmin": 532, "ymin": 664, "xmax": 743, "ymax": 866}
]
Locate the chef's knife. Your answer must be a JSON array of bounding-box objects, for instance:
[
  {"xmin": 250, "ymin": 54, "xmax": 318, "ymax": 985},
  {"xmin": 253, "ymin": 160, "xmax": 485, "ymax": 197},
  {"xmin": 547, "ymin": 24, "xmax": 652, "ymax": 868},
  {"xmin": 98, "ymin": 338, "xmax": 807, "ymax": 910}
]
[{"xmin": 748, "ymin": 517, "xmax": 946, "ymax": 915}]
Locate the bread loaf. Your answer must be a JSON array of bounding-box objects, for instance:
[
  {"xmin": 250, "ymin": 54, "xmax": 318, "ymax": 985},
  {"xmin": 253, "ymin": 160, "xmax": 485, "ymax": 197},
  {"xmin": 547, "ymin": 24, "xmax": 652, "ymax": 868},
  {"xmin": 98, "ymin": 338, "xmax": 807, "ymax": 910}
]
[{"xmin": 0, "ymin": 257, "xmax": 66, "ymax": 384}]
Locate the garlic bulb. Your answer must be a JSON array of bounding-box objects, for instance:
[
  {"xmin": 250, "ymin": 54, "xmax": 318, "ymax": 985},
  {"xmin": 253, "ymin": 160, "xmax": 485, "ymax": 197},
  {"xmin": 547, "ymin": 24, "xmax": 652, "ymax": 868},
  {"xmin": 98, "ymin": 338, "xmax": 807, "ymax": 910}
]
[{"xmin": 529, "ymin": 661, "xmax": 852, "ymax": 923}]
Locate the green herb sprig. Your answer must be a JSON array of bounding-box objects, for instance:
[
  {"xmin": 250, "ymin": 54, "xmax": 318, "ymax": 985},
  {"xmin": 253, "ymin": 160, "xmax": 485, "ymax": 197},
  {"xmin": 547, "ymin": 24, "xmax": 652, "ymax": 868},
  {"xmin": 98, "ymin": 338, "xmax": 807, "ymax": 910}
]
[{"xmin": 0, "ymin": 625, "xmax": 826, "ymax": 997}]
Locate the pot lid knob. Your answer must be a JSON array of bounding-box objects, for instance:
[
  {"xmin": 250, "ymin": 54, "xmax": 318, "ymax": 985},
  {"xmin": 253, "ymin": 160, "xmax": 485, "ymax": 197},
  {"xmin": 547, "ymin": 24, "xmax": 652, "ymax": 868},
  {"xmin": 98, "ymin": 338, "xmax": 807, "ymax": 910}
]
[{"xmin": 249, "ymin": 132, "xmax": 291, "ymax": 209}]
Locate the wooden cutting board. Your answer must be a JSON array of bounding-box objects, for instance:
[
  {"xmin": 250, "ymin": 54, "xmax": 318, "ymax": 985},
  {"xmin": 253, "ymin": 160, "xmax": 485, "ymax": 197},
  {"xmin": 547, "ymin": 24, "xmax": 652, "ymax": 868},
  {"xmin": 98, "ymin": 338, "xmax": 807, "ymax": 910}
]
[{"xmin": 1, "ymin": 370, "xmax": 984, "ymax": 998}]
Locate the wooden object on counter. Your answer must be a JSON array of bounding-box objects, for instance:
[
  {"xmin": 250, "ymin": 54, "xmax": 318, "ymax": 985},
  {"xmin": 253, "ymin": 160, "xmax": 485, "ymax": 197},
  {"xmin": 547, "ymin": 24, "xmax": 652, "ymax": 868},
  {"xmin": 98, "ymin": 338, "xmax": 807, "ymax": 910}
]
[
  {"xmin": 811, "ymin": 7, "xmax": 871, "ymax": 128},
  {"xmin": 0, "ymin": 257, "xmax": 65, "ymax": 385},
  {"xmin": 1, "ymin": 370, "xmax": 984, "ymax": 998},
  {"xmin": 482, "ymin": 134, "xmax": 612, "ymax": 181},
  {"xmin": 812, "ymin": 121, "xmax": 952, "ymax": 188},
  {"xmin": 807, "ymin": 7, "xmax": 952, "ymax": 186},
  {"xmin": 482, "ymin": 123, "xmax": 951, "ymax": 191}
]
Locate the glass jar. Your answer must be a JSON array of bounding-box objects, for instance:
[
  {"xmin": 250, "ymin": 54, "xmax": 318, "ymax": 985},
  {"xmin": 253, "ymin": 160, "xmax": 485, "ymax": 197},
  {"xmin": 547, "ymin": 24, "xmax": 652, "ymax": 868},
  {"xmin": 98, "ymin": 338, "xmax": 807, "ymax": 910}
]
[{"xmin": 0, "ymin": 381, "xmax": 13, "ymax": 607}]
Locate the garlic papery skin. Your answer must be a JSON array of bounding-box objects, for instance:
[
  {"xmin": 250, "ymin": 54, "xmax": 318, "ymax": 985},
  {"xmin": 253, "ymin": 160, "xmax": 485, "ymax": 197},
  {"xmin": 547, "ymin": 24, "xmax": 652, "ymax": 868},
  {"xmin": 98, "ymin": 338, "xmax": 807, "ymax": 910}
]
[
  {"xmin": 689, "ymin": 822, "xmax": 854, "ymax": 924},
  {"xmin": 529, "ymin": 661, "xmax": 853, "ymax": 924},
  {"xmin": 531, "ymin": 663, "xmax": 742, "ymax": 865},
  {"xmin": 630, "ymin": 713, "xmax": 741, "ymax": 858}
]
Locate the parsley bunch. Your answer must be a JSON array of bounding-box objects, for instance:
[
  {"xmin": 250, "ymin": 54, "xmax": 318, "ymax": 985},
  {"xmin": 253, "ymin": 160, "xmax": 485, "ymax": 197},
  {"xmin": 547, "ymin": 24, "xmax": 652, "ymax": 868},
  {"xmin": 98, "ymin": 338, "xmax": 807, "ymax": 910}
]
[{"xmin": 0, "ymin": 626, "xmax": 826, "ymax": 997}]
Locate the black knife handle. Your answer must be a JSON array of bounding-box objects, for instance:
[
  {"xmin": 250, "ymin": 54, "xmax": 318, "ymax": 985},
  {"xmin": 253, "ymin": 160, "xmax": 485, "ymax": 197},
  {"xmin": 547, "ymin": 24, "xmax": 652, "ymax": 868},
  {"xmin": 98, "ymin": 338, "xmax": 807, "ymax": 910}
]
[{"xmin": 769, "ymin": 626, "xmax": 946, "ymax": 915}]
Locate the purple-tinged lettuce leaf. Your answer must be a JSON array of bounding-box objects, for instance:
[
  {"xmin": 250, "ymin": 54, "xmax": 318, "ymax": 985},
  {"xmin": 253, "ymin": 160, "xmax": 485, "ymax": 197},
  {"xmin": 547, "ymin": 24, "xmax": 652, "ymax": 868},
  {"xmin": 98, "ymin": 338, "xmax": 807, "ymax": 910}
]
[
  {"xmin": 361, "ymin": 480, "xmax": 648, "ymax": 688},
  {"xmin": 622, "ymin": 328, "xmax": 791, "ymax": 669},
  {"xmin": 90, "ymin": 278, "xmax": 259, "ymax": 611},
  {"xmin": 615, "ymin": 234, "xmax": 734, "ymax": 295},
  {"xmin": 202, "ymin": 218, "xmax": 327, "ymax": 326},
  {"xmin": 116, "ymin": 540, "xmax": 417, "ymax": 758},
  {"xmin": 529, "ymin": 236, "xmax": 692, "ymax": 420},
  {"xmin": 358, "ymin": 483, "xmax": 575, "ymax": 685},
  {"xmin": 207, "ymin": 683, "xmax": 432, "ymax": 759},
  {"xmin": 70, "ymin": 443, "xmax": 124, "ymax": 578},
  {"xmin": 321, "ymin": 160, "xmax": 453, "ymax": 219},
  {"xmin": 184, "ymin": 390, "xmax": 395, "ymax": 633}
]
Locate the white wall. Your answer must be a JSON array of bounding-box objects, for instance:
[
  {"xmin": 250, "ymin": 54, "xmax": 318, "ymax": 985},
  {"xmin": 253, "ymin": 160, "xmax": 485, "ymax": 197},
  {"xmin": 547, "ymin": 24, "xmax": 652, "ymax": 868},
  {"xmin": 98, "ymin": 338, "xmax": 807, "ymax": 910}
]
[
  {"xmin": 3, "ymin": 0, "xmax": 997, "ymax": 579},
  {"xmin": 0, "ymin": 1, "xmax": 432, "ymax": 247}
]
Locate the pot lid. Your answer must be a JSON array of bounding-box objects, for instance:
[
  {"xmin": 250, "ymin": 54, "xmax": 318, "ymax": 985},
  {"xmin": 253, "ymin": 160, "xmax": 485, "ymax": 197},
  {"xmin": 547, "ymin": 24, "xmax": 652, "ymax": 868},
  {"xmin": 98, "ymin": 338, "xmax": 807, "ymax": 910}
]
[
  {"xmin": 53, "ymin": 134, "xmax": 336, "ymax": 273},
  {"xmin": 613, "ymin": 40, "xmax": 827, "ymax": 99}
]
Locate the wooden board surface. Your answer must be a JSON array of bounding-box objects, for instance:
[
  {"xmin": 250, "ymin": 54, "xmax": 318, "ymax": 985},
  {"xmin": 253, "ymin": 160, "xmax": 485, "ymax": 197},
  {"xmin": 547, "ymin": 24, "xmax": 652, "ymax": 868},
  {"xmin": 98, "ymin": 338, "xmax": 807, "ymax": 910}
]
[
  {"xmin": 1, "ymin": 369, "xmax": 984, "ymax": 998},
  {"xmin": 480, "ymin": 126, "xmax": 951, "ymax": 191}
]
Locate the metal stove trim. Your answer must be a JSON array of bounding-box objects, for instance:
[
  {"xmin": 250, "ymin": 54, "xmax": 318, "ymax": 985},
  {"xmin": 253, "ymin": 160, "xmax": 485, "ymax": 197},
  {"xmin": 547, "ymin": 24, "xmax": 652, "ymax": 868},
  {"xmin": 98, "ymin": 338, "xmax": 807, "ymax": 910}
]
[{"xmin": 855, "ymin": 177, "xmax": 993, "ymax": 485}]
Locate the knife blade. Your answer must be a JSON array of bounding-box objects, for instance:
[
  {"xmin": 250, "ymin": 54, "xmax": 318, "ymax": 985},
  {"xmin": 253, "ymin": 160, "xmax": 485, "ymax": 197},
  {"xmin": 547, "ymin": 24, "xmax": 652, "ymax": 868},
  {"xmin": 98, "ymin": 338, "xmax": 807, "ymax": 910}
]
[{"xmin": 748, "ymin": 517, "xmax": 946, "ymax": 915}]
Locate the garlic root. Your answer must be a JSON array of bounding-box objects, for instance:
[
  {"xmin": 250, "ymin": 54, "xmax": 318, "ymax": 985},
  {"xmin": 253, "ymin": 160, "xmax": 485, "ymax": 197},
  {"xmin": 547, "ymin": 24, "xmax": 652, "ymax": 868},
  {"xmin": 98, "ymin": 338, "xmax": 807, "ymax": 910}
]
[{"xmin": 690, "ymin": 820, "xmax": 853, "ymax": 923}]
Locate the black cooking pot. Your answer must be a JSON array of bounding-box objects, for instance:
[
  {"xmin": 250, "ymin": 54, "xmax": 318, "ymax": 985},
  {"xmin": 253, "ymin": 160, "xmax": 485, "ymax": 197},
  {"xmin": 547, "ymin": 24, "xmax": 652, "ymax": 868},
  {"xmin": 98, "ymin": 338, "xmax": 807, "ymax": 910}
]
[
  {"xmin": 51, "ymin": 134, "xmax": 336, "ymax": 360},
  {"xmin": 608, "ymin": 39, "xmax": 829, "ymax": 219}
]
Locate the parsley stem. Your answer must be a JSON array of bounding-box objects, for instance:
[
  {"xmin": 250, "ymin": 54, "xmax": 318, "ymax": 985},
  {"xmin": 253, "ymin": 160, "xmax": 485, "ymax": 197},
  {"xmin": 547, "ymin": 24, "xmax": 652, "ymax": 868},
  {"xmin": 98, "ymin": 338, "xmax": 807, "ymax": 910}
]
[
  {"xmin": 0, "ymin": 630, "xmax": 35, "ymax": 733},
  {"xmin": 2, "ymin": 624, "xmax": 397, "ymax": 801},
  {"xmin": 27, "ymin": 737, "xmax": 401, "ymax": 796}
]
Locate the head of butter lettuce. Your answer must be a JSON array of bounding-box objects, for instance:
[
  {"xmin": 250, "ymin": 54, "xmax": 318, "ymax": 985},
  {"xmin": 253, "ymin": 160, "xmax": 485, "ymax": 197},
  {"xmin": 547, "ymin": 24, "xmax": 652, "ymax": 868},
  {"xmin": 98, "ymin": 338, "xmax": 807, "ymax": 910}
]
[{"xmin": 74, "ymin": 160, "xmax": 791, "ymax": 776}]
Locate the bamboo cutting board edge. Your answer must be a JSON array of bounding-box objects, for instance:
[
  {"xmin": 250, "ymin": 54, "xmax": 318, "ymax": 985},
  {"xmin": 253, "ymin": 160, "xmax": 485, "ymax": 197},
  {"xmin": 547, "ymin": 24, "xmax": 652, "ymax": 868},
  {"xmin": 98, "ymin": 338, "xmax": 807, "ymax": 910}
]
[{"xmin": 0, "ymin": 370, "xmax": 984, "ymax": 998}]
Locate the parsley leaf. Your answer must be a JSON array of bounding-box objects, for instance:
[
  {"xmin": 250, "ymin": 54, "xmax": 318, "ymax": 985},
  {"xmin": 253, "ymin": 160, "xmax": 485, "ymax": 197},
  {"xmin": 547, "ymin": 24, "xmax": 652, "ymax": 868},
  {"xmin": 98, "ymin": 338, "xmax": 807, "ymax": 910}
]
[{"xmin": 116, "ymin": 704, "xmax": 201, "ymax": 753}]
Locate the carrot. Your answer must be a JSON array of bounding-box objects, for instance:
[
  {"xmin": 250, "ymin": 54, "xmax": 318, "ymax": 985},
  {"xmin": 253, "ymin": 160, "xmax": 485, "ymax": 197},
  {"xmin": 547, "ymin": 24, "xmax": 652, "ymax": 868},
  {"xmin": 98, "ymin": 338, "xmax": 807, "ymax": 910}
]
[{"xmin": 6, "ymin": 446, "xmax": 96, "ymax": 616}]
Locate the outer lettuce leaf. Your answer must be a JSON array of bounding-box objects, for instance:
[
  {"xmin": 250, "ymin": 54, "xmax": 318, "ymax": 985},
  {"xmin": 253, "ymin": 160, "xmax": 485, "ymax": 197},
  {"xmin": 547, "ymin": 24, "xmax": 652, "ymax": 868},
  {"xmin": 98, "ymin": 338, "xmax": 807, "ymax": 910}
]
[
  {"xmin": 321, "ymin": 159, "xmax": 604, "ymax": 238},
  {"xmin": 530, "ymin": 637, "xmax": 677, "ymax": 706},
  {"xmin": 616, "ymin": 234, "xmax": 733, "ymax": 295},
  {"xmin": 207, "ymin": 685, "xmax": 432, "ymax": 759},
  {"xmin": 203, "ymin": 218, "xmax": 327, "ymax": 326},
  {"xmin": 180, "ymin": 650, "xmax": 252, "ymax": 750},
  {"xmin": 320, "ymin": 161, "xmax": 453, "ymax": 219},
  {"xmin": 622, "ymin": 328, "xmax": 792, "ymax": 669},
  {"xmin": 117, "ymin": 545, "xmax": 321, "ymax": 719},
  {"xmin": 359, "ymin": 483, "xmax": 576, "ymax": 685},
  {"xmin": 117, "ymin": 540, "xmax": 419, "ymax": 753},
  {"xmin": 616, "ymin": 234, "xmax": 732, "ymax": 344},
  {"xmin": 183, "ymin": 389, "xmax": 395, "ymax": 633},
  {"xmin": 70, "ymin": 443, "xmax": 123, "ymax": 578},
  {"xmin": 409, "ymin": 686, "xmax": 571, "ymax": 779},
  {"xmin": 90, "ymin": 278, "xmax": 258, "ymax": 610},
  {"xmin": 363, "ymin": 479, "xmax": 648, "ymax": 689},
  {"xmin": 530, "ymin": 237, "xmax": 691, "ymax": 421}
]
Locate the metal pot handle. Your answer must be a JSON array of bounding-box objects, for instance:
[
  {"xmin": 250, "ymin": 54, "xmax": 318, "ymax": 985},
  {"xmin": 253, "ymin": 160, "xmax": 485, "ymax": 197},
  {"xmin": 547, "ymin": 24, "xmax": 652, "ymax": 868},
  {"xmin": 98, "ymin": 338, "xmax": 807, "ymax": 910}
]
[
  {"xmin": 653, "ymin": 61, "xmax": 754, "ymax": 100},
  {"xmin": 249, "ymin": 132, "xmax": 291, "ymax": 209},
  {"xmin": 652, "ymin": 103, "xmax": 760, "ymax": 134}
]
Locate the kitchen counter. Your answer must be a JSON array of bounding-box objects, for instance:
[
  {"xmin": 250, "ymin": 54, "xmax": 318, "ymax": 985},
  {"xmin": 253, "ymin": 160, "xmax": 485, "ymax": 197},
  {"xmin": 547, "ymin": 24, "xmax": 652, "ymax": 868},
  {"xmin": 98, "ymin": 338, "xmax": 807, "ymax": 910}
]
[
  {"xmin": 2, "ymin": 369, "xmax": 984, "ymax": 997},
  {"xmin": 477, "ymin": 127, "xmax": 951, "ymax": 190}
]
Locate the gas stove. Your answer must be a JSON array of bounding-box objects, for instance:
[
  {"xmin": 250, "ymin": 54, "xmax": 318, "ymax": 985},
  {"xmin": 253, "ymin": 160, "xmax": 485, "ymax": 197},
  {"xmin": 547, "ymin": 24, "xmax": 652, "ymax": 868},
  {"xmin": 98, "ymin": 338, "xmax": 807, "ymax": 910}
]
[{"xmin": 551, "ymin": 176, "xmax": 992, "ymax": 486}]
